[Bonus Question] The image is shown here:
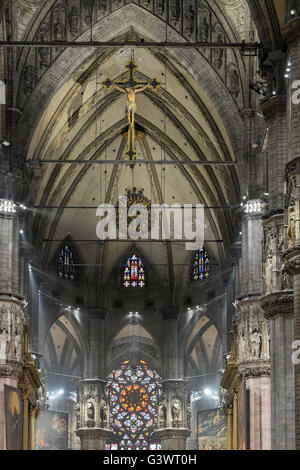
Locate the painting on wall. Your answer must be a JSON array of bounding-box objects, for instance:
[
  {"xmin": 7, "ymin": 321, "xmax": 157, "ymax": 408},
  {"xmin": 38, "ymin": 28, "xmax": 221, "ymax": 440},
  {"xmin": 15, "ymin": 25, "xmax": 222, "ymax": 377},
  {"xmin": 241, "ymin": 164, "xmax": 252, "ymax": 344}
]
[
  {"xmin": 4, "ymin": 385, "xmax": 23, "ymax": 450},
  {"xmin": 36, "ymin": 410, "xmax": 68, "ymax": 450},
  {"xmin": 197, "ymin": 408, "xmax": 227, "ymax": 450}
]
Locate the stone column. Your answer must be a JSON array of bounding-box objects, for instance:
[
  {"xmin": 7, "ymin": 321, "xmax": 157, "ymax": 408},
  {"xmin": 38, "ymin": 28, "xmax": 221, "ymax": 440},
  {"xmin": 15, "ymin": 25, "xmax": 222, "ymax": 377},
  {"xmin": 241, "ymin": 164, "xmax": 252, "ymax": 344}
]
[
  {"xmin": 284, "ymin": 11, "xmax": 300, "ymax": 450},
  {"xmin": 236, "ymin": 297, "xmax": 271, "ymax": 450},
  {"xmin": 261, "ymin": 292, "xmax": 295, "ymax": 449},
  {"xmin": 0, "ymin": 175, "xmax": 28, "ymax": 449},
  {"xmin": 227, "ymin": 404, "xmax": 233, "ymax": 450},
  {"xmin": 155, "ymin": 308, "xmax": 190, "ymax": 450},
  {"xmin": 232, "ymin": 392, "xmax": 238, "ymax": 450},
  {"xmin": 76, "ymin": 308, "xmax": 112, "ymax": 450}
]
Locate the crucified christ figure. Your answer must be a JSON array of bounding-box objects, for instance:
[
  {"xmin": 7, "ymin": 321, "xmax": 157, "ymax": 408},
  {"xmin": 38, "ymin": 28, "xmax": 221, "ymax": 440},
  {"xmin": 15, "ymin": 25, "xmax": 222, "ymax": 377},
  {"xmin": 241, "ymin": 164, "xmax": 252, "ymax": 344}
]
[{"xmin": 115, "ymin": 84, "xmax": 149, "ymax": 127}]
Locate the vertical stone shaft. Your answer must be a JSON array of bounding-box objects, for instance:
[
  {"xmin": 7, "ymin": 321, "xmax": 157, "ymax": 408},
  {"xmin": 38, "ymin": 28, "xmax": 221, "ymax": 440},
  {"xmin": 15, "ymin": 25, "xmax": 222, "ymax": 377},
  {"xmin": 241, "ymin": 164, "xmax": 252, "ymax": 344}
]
[{"xmin": 284, "ymin": 16, "xmax": 300, "ymax": 449}]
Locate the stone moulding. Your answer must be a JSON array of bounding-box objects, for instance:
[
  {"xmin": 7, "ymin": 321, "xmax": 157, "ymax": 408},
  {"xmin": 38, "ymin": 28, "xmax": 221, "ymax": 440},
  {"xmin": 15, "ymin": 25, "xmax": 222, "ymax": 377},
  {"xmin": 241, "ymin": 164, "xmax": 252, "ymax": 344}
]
[{"xmin": 261, "ymin": 291, "xmax": 294, "ymax": 319}]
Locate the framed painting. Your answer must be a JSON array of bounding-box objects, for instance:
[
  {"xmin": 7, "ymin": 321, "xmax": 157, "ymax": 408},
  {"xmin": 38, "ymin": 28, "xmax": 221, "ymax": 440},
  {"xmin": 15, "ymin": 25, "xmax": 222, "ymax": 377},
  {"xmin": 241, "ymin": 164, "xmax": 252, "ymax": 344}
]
[
  {"xmin": 197, "ymin": 408, "xmax": 227, "ymax": 450},
  {"xmin": 4, "ymin": 385, "xmax": 23, "ymax": 450},
  {"xmin": 36, "ymin": 410, "xmax": 68, "ymax": 450}
]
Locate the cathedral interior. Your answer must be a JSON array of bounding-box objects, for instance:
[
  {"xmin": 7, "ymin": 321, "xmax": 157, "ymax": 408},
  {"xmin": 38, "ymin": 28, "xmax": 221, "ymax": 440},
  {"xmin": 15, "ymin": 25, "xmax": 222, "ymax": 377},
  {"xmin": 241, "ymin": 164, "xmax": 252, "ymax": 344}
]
[{"xmin": 0, "ymin": 0, "xmax": 299, "ymax": 451}]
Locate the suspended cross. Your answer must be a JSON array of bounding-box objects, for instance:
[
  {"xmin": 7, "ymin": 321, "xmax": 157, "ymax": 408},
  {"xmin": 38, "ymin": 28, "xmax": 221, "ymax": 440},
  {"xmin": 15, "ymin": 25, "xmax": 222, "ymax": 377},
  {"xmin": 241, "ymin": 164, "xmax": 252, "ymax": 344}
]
[{"xmin": 103, "ymin": 61, "xmax": 161, "ymax": 161}]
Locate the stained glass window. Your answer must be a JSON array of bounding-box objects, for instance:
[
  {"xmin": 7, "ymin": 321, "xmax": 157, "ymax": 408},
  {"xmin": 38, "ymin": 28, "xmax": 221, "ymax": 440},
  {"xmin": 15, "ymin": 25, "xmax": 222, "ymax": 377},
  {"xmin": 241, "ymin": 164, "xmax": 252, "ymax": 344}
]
[
  {"xmin": 193, "ymin": 247, "xmax": 210, "ymax": 280},
  {"xmin": 123, "ymin": 254, "xmax": 145, "ymax": 287},
  {"xmin": 105, "ymin": 361, "xmax": 161, "ymax": 450},
  {"xmin": 58, "ymin": 244, "xmax": 77, "ymax": 280}
]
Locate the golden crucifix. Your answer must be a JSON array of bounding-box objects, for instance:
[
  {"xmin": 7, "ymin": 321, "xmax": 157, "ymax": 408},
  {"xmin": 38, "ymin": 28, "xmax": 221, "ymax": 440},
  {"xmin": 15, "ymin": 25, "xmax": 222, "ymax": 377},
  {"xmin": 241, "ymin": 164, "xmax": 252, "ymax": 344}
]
[{"xmin": 103, "ymin": 61, "xmax": 161, "ymax": 161}]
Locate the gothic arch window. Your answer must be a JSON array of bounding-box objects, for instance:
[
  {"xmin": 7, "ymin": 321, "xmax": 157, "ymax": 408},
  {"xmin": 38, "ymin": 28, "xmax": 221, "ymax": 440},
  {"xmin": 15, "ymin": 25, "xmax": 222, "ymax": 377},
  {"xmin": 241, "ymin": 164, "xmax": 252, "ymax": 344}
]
[
  {"xmin": 105, "ymin": 361, "xmax": 161, "ymax": 450},
  {"xmin": 123, "ymin": 253, "xmax": 145, "ymax": 287},
  {"xmin": 58, "ymin": 244, "xmax": 77, "ymax": 280},
  {"xmin": 193, "ymin": 247, "xmax": 210, "ymax": 281}
]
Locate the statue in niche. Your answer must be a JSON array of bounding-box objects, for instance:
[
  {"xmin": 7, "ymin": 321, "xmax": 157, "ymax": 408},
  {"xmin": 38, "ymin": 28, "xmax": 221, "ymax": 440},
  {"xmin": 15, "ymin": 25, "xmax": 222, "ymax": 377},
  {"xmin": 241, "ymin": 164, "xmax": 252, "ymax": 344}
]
[
  {"xmin": 68, "ymin": 6, "xmax": 80, "ymax": 36},
  {"xmin": 75, "ymin": 402, "xmax": 80, "ymax": 428},
  {"xmin": 287, "ymin": 211, "xmax": 296, "ymax": 246},
  {"xmin": 250, "ymin": 329, "xmax": 262, "ymax": 359},
  {"xmin": 158, "ymin": 403, "xmax": 167, "ymax": 427},
  {"xmin": 197, "ymin": 2, "xmax": 210, "ymax": 42},
  {"xmin": 53, "ymin": 19, "xmax": 65, "ymax": 41},
  {"xmin": 23, "ymin": 67, "xmax": 35, "ymax": 97},
  {"xmin": 97, "ymin": 0, "xmax": 107, "ymax": 19},
  {"xmin": 38, "ymin": 47, "xmax": 50, "ymax": 68},
  {"xmin": 170, "ymin": 0, "xmax": 180, "ymax": 28},
  {"xmin": 53, "ymin": 3, "xmax": 65, "ymax": 41},
  {"xmin": 238, "ymin": 328, "xmax": 247, "ymax": 361},
  {"xmin": 82, "ymin": 0, "xmax": 93, "ymax": 26},
  {"xmin": 282, "ymin": 267, "xmax": 293, "ymax": 290},
  {"xmin": 187, "ymin": 402, "xmax": 191, "ymax": 429},
  {"xmin": 100, "ymin": 400, "xmax": 108, "ymax": 425},
  {"xmin": 227, "ymin": 65, "xmax": 240, "ymax": 99},
  {"xmin": 212, "ymin": 31, "xmax": 224, "ymax": 70},
  {"xmin": 156, "ymin": 0, "xmax": 164, "ymax": 16},
  {"xmin": 86, "ymin": 401, "xmax": 95, "ymax": 427},
  {"xmin": 39, "ymin": 22, "xmax": 50, "ymax": 42},
  {"xmin": 0, "ymin": 328, "xmax": 8, "ymax": 358},
  {"xmin": 14, "ymin": 328, "xmax": 22, "ymax": 361},
  {"xmin": 184, "ymin": 5, "xmax": 195, "ymax": 39},
  {"xmin": 265, "ymin": 256, "xmax": 273, "ymax": 293},
  {"xmin": 171, "ymin": 400, "xmax": 181, "ymax": 421}
]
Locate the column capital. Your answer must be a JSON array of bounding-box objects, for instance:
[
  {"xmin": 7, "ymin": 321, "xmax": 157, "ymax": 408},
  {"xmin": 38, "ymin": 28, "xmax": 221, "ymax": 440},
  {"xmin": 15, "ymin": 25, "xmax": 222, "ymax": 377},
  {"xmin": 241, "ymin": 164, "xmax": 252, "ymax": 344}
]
[
  {"xmin": 261, "ymin": 291, "xmax": 294, "ymax": 320},
  {"xmin": 238, "ymin": 362, "xmax": 271, "ymax": 380},
  {"xmin": 0, "ymin": 168, "xmax": 29, "ymax": 202}
]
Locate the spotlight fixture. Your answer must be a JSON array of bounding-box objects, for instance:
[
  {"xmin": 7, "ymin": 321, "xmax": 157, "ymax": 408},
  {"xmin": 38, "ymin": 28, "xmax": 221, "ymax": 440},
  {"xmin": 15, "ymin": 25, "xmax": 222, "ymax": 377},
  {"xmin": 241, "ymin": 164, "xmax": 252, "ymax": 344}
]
[
  {"xmin": 0, "ymin": 137, "xmax": 10, "ymax": 146},
  {"xmin": 250, "ymin": 81, "xmax": 267, "ymax": 96}
]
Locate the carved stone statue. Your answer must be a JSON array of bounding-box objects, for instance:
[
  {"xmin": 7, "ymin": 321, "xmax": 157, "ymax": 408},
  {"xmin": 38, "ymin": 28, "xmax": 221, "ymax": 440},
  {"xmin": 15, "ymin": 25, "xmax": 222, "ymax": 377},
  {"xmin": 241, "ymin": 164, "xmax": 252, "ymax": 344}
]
[
  {"xmin": 158, "ymin": 403, "xmax": 166, "ymax": 427},
  {"xmin": 228, "ymin": 66, "xmax": 240, "ymax": 99},
  {"xmin": 197, "ymin": 2, "xmax": 210, "ymax": 42},
  {"xmin": 287, "ymin": 212, "xmax": 296, "ymax": 246},
  {"xmin": 86, "ymin": 401, "xmax": 95, "ymax": 427},
  {"xmin": 39, "ymin": 47, "xmax": 50, "ymax": 68},
  {"xmin": 282, "ymin": 269, "xmax": 293, "ymax": 290},
  {"xmin": 75, "ymin": 402, "xmax": 80, "ymax": 429},
  {"xmin": 97, "ymin": 0, "xmax": 107, "ymax": 19},
  {"xmin": 0, "ymin": 328, "xmax": 8, "ymax": 358},
  {"xmin": 187, "ymin": 402, "xmax": 191, "ymax": 429},
  {"xmin": 265, "ymin": 257, "xmax": 273, "ymax": 293},
  {"xmin": 250, "ymin": 329, "xmax": 262, "ymax": 359},
  {"xmin": 68, "ymin": 6, "xmax": 79, "ymax": 36},
  {"xmin": 184, "ymin": 5, "xmax": 194, "ymax": 39},
  {"xmin": 238, "ymin": 329, "xmax": 247, "ymax": 361},
  {"xmin": 171, "ymin": 400, "xmax": 181, "ymax": 421},
  {"xmin": 100, "ymin": 400, "xmax": 108, "ymax": 425},
  {"xmin": 212, "ymin": 31, "xmax": 224, "ymax": 69},
  {"xmin": 156, "ymin": 0, "xmax": 164, "ymax": 16},
  {"xmin": 170, "ymin": 0, "xmax": 180, "ymax": 28}
]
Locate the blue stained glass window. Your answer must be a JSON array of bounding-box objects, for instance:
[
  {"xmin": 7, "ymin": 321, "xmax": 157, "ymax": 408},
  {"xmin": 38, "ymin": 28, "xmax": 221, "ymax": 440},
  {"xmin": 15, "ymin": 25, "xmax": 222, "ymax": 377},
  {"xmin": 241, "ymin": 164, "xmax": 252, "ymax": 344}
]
[
  {"xmin": 193, "ymin": 247, "xmax": 210, "ymax": 280},
  {"xmin": 105, "ymin": 361, "xmax": 161, "ymax": 450},
  {"xmin": 123, "ymin": 254, "xmax": 145, "ymax": 287},
  {"xmin": 58, "ymin": 244, "xmax": 77, "ymax": 280}
]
